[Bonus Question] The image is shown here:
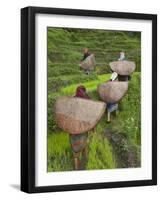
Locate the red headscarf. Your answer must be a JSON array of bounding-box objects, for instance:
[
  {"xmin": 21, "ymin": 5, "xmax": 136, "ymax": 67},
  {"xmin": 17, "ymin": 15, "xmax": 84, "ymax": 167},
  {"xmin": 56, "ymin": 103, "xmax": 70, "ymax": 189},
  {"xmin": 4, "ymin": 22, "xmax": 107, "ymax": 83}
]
[{"xmin": 74, "ymin": 85, "xmax": 91, "ymax": 99}]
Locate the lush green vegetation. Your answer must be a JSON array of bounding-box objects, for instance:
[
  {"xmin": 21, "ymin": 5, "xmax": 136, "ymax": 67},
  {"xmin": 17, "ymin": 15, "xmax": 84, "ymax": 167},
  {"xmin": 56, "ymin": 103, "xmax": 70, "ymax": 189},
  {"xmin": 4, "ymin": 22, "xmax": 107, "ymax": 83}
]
[{"xmin": 47, "ymin": 28, "xmax": 141, "ymax": 171}]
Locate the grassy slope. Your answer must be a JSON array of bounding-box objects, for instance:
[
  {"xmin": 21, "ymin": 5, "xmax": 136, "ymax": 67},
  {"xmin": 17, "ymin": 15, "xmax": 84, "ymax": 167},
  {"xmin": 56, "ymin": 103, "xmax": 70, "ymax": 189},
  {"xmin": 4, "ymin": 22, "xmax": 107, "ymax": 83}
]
[{"xmin": 47, "ymin": 28, "xmax": 141, "ymax": 172}]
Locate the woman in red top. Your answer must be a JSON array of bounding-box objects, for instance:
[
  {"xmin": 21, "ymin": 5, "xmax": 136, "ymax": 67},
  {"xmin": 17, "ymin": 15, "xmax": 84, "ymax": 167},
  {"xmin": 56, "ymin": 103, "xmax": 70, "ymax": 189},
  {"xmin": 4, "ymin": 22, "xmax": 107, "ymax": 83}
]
[
  {"xmin": 70, "ymin": 85, "xmax": 91, "ymax": 170},
  {"xmin": 74, "ymin": 85, "xmax": 91, "ymax": 99}
]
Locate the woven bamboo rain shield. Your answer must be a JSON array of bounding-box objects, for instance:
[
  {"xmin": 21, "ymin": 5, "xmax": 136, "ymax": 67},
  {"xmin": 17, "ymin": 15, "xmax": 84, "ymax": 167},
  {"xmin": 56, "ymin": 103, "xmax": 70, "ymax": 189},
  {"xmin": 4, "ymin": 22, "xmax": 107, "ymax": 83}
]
[
  {"xmin": 54, "ymin": 97, "xmax": 106, "ymax": 135},
  {"xmin": 109, "ymin": 60, "xmax": 136, "ymax": 75},
  {"xmin": 98, "ymin": 81, "xmax": 128, "ymax": 103},
  {"xmin": 80, "ymin": 54, "xmax": 96, "ymax": 70}
]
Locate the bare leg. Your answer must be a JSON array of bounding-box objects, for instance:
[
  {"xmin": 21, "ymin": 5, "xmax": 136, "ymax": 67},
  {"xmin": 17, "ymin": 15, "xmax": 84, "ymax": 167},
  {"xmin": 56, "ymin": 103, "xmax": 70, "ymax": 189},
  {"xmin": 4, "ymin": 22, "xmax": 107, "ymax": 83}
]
[
  {"xmin": 73, "ymin": 152, "xmax": 80, "ymax": 170},
  {"xmin": 107, "ymin": 112, "xmax": 111, "ymax": 122}
]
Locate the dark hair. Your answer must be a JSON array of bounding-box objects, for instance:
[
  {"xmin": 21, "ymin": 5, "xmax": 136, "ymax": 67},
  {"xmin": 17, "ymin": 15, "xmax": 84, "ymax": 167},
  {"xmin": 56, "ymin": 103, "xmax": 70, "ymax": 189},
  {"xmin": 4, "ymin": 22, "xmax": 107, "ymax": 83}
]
[{"xmin": 76, "ymin": 85, "xmax": 86, "ymax": 92}]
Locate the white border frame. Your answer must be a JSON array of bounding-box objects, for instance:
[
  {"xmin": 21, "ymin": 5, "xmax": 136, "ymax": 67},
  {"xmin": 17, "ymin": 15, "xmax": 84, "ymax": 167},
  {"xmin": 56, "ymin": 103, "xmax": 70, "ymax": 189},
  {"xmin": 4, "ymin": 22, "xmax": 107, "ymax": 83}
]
[{"xmin": 35, "ymin": 14, "xmax": 152, "ymax": 187}]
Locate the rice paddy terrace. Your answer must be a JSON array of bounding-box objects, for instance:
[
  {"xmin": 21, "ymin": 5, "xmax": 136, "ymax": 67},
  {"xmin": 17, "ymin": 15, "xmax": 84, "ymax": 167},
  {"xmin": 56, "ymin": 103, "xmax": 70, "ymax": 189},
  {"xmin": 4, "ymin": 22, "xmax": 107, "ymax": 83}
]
[{"xmin": 47, "ymin": 28, "xmax": 141, "ymax": 171}]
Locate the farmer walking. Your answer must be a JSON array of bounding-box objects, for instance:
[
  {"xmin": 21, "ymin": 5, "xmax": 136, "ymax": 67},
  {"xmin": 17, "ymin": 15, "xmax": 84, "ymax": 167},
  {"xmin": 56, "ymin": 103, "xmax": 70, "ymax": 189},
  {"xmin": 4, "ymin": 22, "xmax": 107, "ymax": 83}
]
[
  {"xmin": 117, "ymin": 51, "xmax": 132, "ymax": 81},
  {"xmin": 106, "ymin": 71, "xmax": 118, "ymax": 122},
  {"xmin": 118, "ymin": 51, "xmax": 125, "ymax": 61},
  {"xmin": 79, "ymin": 48, "xmax": 95, "ymax": 75},
  {"xmin": 70, "ymin": 85, "xmax": 91, "ymax": 170},
  {"xmin": 81, "ymin": 48, "xmax": 91, "ymax": 61}
]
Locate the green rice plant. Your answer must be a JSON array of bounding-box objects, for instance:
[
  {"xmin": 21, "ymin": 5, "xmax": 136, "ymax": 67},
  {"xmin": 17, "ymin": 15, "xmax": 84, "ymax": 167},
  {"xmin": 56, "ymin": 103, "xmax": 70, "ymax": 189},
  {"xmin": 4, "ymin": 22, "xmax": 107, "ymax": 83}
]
[
  {"xmin": 61, "ymin": 73, "xmax": 111, "ymax": 95},
  {"xmin": 47, "ymin": 131, "xmax": 73, "ymax": 172},
  {"xmin": 48, "ymin": 92, "xmax": 61, "ymax": 131},
  {"xmin": 118, "ymin": 72, "xmax": 141, "ymax": 145},
  {"xmin": 86, "ymin": 131, "xmax": 116, "ymax": 169},
  {"xmin": 48, "ymin": 73, "xmax": 98, "ymax": 92},
  {"xmin": 48, "ymin": 62, "xmax": 82, "ymax": 76}
]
